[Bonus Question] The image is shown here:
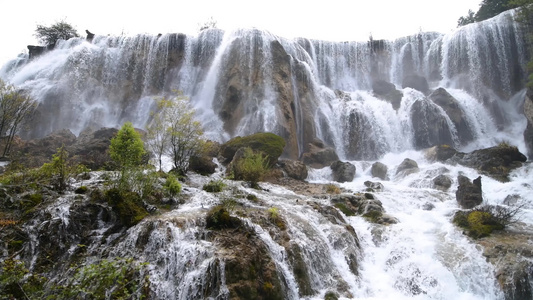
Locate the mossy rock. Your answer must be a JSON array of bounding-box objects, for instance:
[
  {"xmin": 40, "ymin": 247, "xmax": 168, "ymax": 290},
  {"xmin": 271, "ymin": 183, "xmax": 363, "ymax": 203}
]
[
  {"xmin": 363, "ymin": 210, "xmax": 383, "ymax": 223},
  {"xmin": 334, "ymin": 203, "xmax": 356, "ymax": 216},
  {"xmin": 324, "ymin": 291, "xmax": 339, "ymax": 300},
  {"xmin": 453, "ymin": 210, "xmax": 505, "ymax": 238},
  {"xmin": 206, "ymin": 206, "xmax": 242, "ymax": 230},
  {"xmin": 220, "ymin": 132, "xmax": 286, "ymax": 166},
  {"xmin": 105, "ymin": 188, "xmax": 148, "ymax": 227}
]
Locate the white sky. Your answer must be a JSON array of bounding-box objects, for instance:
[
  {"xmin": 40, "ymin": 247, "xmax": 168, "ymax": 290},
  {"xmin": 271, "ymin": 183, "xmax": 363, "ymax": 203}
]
[{"xmin": 1, "ymin": 0, "xmax": 482, "ymax": 67}]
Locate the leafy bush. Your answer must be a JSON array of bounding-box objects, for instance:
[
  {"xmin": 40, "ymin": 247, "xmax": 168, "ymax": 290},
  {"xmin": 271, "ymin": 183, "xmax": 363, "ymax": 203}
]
[
  {"xmin": 0, "ymin": 259, "xmax": 45, "ymax": 299},
  {"xmin": 232, "ymin": 148, "xmax": 270, "ymax": 188},
  {"xmin": 203, "ymin": 179, "xmax": 225, "ymax": 193},
  {"xmin": 56, "ymin": 257, "xmax": 149, "ymax": 299},
  {"xmin": 163, "ymin": 173, "xmax": 182, "ymax": 197}
]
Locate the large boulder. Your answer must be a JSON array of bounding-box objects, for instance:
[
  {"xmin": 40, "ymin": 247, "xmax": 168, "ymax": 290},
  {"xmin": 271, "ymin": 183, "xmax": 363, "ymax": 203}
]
[
  {"xmin": 456, "ymin": 175, "xmax": 483, "ymax": 209},
  {"xmin": 9, "ymin": 129, "xmax": 77, "ymax": 167},
  {"xmin": 370, "ymin": 162, "xmax": 389, "ymax": 180},
  {"xmin": 301, "ymin": 139, "xmax": 339, "ymax": 168},
  {"xmin": 372, "ymin": 80, "xmax": 403, "ymax": 110},
  {"xmin": 425, "ymin": 145, "xmax": 459, "ymax": 162},
  {"xmin": 429, "ymin": 88, "xmax": 473, "ymax": 145},
  {"xmin": 189, "ymin": 155, "xmax": 217, "ymax": 175},
  {"xmin": 458, "ymin": 143, "xmax": 527, "ymax": 182},
  {"xmin": 69, "ymin": 127, "xmax": 118, "ymax": 170},
  {"xmin": 402, "ymin": 74, "xmax": 430, "ymax": 95},
  {"xmin": 278, "ymin": 159, "xmax": 308, "ymax": 180},
  {"xmin": 220, "ymin": 132, "xmax": 285, "ymax": 166},
  {"xmin": 411, "ymin": 98, "xmax": 454, "ymax": 149},
  {"xmin": 330, "ymin": 160, "xmax": 356, "ymax": 183},
  {"xmin": 395, "ymin": 158, "xmax": 419, "ymax": 177}
]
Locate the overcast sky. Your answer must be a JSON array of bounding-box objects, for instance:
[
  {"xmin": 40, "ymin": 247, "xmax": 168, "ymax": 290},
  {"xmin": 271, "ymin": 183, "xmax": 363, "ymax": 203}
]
[{"xmin": 1, "ymin": 0, "xmax": 482, "ymax": 67}]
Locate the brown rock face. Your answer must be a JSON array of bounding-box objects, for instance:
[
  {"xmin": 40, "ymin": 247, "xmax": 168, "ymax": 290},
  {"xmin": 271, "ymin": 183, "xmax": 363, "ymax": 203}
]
[
  {"xmin": 301, "ymin": 139, "xmax": 339, "ymax": 168},
  {"xmin": 524, "ymin": 88, "xmax": 533, "ymax": 159}
]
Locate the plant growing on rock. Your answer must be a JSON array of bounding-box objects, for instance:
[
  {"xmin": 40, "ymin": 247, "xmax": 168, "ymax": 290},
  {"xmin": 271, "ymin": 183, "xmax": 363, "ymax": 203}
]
[
  {"xmin": 163, "ymin": 173, "xmax": 182, "ymax": 197},
  {"xmin": 232, "ymin": 147, "xmax": 270, "ymax": 188},
  {"xmin": 202, "ymin": 179, "xmax": 226, "ymax": 192},
  {"xmin": 453, "ymin": 204, "xmax": 522, "ymax": 238}
]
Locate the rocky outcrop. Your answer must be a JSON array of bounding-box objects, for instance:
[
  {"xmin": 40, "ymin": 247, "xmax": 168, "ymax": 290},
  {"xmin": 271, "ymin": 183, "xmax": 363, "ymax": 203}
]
[
  {"xmin": 372, "ymin": 80, "xmax": 403, "ymax": 110},
  {"xmin": 330, "ymin": 161, "xmax": 356, "ymax": 183},
  {"xmin": 477, "ymin": 226, "xmax": 533, "ymax": 300},
  {"xmin": 220, "ymin": 132, "xmax": 286, "ymax": 166},
  {"xmin": 456, "ymin": 175, "xmax": 483, "ymax": 209},
  {"xmin": 458, "ymin": 144, "xmax": 527, "ymax": 182},
  {"xmin": 301, "ymin": 139, "xmax": 339, "ymax": 168},
  {"xmin": 278, "ymin": 159, "xmax": 308, "ymax": 180},
  {"xmin": 402, "ymin": 74, "xmax": 429, "ymax": 95},
  {"xmin": 395, "ymin": 158, "xmax": 419, "ymax": 177},
  {"xmin": 330, "ymin": 193, "xmax": 397, "ymax": 225},
  {"xmin": 433, "ymin": 174, "xmax": 452, "ymax": 191},
  {"xmin": 370, "ymin": 162, "xmax": 389, "ymax": 180},
  {"xmin": 410, "ymin": 98, "xmax": 454, "ymax": 149},
  {"xmin": 429, "ymin": 88, "xmax": 473, "ymax": 145}
]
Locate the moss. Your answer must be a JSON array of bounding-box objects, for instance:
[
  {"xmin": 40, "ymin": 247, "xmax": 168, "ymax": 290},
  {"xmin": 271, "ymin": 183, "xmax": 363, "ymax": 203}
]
[
  {"xmin": 453, "ymin": 210, "xmax": 505, "ymax": 238},
  {"xmin": 205, "ymin": 205, "xmax": 242, "ymax": 230},
  {"xmin": 75, "ymin": 186, "xmax": 88, "ymax": 194},
  {"xmin": 246, "ymin": 194, "xmax": 258, "ymax": 202},
  {"xmin": 221, "ymin": 132, "xmax": 285, "ymax": 166},
  {"xmin": 363, "ymin": 210, "xmax": 383, "ymax": 223},
  {"xmin": 203, "ymin": 180, "xmax": 225, "ymax": 193},
  {"xmin": 21, "ymin": 193, "xmax": 43, "ymax": 213},
  {"xmin": 334, "ymin": 203, "xmax": 356, "ymax": 216},
  {"xmin": 325, "ymin": 291, "xmax": 339, "ymax": 300},
  {"xmin": 105, "ymin": 188, "xmax": 148, "ymax": 227}
]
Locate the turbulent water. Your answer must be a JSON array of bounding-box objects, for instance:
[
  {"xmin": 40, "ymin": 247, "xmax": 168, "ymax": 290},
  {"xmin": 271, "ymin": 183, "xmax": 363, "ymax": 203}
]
[{"xmin": 1, "ymin": 8, "xmax": 533, "ymax": 300}]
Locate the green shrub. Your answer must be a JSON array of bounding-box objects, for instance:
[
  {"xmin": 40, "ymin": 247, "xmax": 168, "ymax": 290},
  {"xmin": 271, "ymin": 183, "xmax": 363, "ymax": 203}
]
[
  {"xmin": 0, "ymin": 259, "xmax": 45, "ymax": 299},
  {"xmin": 203, "ymin": 179, "xmax": 225, "ymax": 193},
  {"xmin": 221, "ymin": 132, "xmax": 285, "ymax": 166},
  {"xmin": 452, "ymin": 205, "xmax": 515, "ymax": 238},
  {"xmin": 246, "ymin": 194, "xmax": 258, "ymax": 202},
  {"xmin": 105, "ymin": 188, "xmax": 148, "ymax": 227},
  {"xmin": 233, "ymin": 148, "xmax": 270, "ymax": 188},
  {"xmin": 21, "ymin": 193, "xmax": 43, "ymax": 213},
  {"xmin": 75, "ymin": 186, "xmax": 88, "ymax": 194},
  {"xmin": 268, "ymin": 207, "xmax": 286, "ymax": 230},
  {"xmin": 164, "ymin": 174, "xmax": 182, "ymax": 197}
]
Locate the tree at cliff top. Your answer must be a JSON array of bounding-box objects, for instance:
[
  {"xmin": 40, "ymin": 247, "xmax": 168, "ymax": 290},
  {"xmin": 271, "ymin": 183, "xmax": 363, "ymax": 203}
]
[
  {"xmin": 147, "ymin": 92, "xmax": 204, "ymax": 175},
  {"xmin": 35, "ymin": 20, "xmax": 79, "ymax": 46},
  {"xmin": 457, "ymin": 0, "xmax": 519, "ymax": 26},
  {"xmin": 0, "ymin": 80, "xmax": 36, "ymax": 157}
]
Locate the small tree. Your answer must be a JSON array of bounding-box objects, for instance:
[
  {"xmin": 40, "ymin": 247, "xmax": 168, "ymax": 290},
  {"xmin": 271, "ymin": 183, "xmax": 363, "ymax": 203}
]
[
  {"xmin": 41, "ymin": 145, "xmax": 79, "ymax": 192},
  {"xmin": 0, "ymin": 80, "xmax": 36, "ymax": 157},
  {"xmin": 35, "ymin": 20, "xmax": 79, "ymax": 46},
  {"xmin": 147, "ymin": 92, "xmax": 204, "ymax": 175},
  {"xmin": 109, "ymin": 122, "xmax": 146, "ymax": 188},
  {"xmin": 233, "ymin": 147, "xmax": 270, "ymax": 188}
]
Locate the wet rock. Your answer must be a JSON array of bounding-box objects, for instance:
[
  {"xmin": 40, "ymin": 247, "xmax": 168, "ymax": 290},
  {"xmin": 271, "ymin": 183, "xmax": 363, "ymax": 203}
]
[
  {"xmin": 458, "ymin": 143, "xmax": 527, "ymax": 182},
  {"xmin": 278, "ymin": 159, "xmax": 308, "ymax": 180},
  {"xmin": 364, "ymin": 181, "xmax": 384, "ymax": 192},
  {"xmin": 301, "ymin": 139, "xmax": 339, "ymax": 168},
  {"xmin": 411, "ymin": 98, "xmax": 454, "ymax": 149},
  {"xmin": 433, "ymin": 174, "xmax": 452, "ymax": 191},
  {"xmin": 69, "ymin": 127, "xmax": 118, "ymax": 170},
  {"xmin": 429, "ymin": 88, "xmax": 473, "ymax": 145},
  {"xmin": 189, "ymin": 155, "xmax": 217, "ymax": 175},
  {"xmin": 395, "ymin": 158, "xmax": 419, "ymax": 177},
  {"xmin": 422, "ymin": 202, "xmax": 435, "ymax": 211},
  {"xmin": 503, "ymin": 194, "xmax": 521, "ymax": 206},
  {"xmin": 524, "ymin": 88, "xmax": 533, "ymax": 158},
  {"xmin": 330, "ymin": 160, "xmax": 356, "ymax": 183},
  {"xmin": 372, "ymin": 80, "xmax": 403, "ymax": 110},
  {"xmin": 371, "ymin": 161, "xmax": 389, "ymax": 180},
  {"xmin": 425, "ymin": 144, "xmax": 459, "ymax": 162},
  {"xmin": 456, "ymin": 175, "xmax": 483, "ymax": 209},
  {"xmin": 402, "ymin": 74, "xmax": 430, "ymax": 95}
]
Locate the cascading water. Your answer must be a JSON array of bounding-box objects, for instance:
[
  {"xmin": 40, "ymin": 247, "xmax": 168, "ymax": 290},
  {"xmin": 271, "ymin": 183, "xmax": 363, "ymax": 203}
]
[{"xmin": 1, "ymin": 8, "xmax": 532, "ymax": 300}]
